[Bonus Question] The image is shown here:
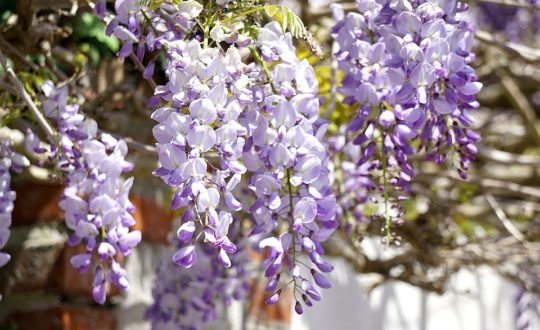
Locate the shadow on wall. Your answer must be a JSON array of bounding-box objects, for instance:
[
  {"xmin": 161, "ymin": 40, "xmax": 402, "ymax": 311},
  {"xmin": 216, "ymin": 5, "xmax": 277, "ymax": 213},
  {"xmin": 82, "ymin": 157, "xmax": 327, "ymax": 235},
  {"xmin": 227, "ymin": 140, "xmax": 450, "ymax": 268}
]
[{"xmin": 291, "ymin": 258, "xmax": 518, "ymax": 330}]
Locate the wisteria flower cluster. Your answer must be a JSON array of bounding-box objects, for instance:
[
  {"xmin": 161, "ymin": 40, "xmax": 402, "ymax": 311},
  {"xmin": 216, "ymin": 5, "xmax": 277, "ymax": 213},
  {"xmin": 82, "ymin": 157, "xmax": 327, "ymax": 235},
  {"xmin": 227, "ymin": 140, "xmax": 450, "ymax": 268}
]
[
  {"xmin": 146, "ymin": 245, "xmax": 249, "ymax": 329},
  {"xmin": 100, "ymin": 0, "xmax": 338, "ymax": 322},
  {"xmin": 0, "ymin": 142, "xmax": 29, "ymax": 271},
  {"xmin": 152, "ymin": 40, "xmax": 252, "ymax": 270},
  {"xmin": 150, "ymin": 15, "xmax": 337, "ymax": 318},
  {"xmin": 0, "ymin": 148, "xmax": 13, "ymax": 275},
  {"xmin": 26, "ymin": 81, "xmax": 141, "ymax": 304},
  {"xmin": 146, "ymin": 219, "xmax": 250, "ymax": 329},
  {"xmin": 330, "ymin": 0, "xmax": 481, "ymax": 239},
  {"xmin": 328, "ymin": 127, "xmax": 372, "ymax": 230},
  {"xmin": 246, "ymin": 22, "xmax": 337, "ymax": 311}
]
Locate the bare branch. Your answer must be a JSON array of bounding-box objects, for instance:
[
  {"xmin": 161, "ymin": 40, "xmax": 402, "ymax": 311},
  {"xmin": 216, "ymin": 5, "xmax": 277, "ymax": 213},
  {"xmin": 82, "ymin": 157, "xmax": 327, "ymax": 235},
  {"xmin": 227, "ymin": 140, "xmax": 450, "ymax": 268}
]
[
  {"xmin": 0, "ymin": 48, "xmax": 56, "ymax": 140},
  {"xmin": 484, "ymin": 193, "xmax": 525, "ymax": 242},
  {"xmin": 475, "ymin": 30, "xmax": 540, "ymax": 64},
  {"xmin": 129, "ymin": 53, "xmax": 157, "ymax": 90},
  {"xmin": 498, "ymin": 71, "xmax": 540, "ymax": 147},
  {"xmin": 477, "ymin": 146, "xmax": 540, "ymax": 166},
  {"xmin": 0, "ymin": 35, "xmax": 39, "ymax": 71},
  {"xmin": 416, "ymin": 171, "xmax": 540, "ymax": 200}
]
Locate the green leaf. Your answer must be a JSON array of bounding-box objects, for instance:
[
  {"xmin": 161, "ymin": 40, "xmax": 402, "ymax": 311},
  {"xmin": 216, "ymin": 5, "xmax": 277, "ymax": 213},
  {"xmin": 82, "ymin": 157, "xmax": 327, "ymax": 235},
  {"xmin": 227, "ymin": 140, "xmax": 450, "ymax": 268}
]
[
  {"xmin": 0, "ymin": 107, "xmax": 21, "ymax": 127},
  {"xmin": 263, "ymin": 5, "xmax": 306, "ymax": 39},
  {"xmin": 18, "ymin": 72, "xmax": 36, "ymax": 96},
  {"xmin": 137, "ymin": 0, "xmax": 165, "ymax": 11},
  {"xmin": 73, "ymin": 52, "xmax": 87, "ymax": 70},
  {"xmin": 264, "ymin": 4, "xmax": 278, "ymax": 17},
  {"xmin": 73, "ymin": 12, "xmax": 119, "ymax": 52},
  {"xmin": 137, "ymin": 0, "xmax": 152, "ymax": 7}
]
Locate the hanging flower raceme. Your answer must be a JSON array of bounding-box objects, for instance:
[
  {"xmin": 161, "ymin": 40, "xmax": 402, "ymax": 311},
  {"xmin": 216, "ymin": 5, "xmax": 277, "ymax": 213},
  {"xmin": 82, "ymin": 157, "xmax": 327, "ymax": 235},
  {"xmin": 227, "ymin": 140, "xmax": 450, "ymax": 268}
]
[
  {"xmin": 26, "ymin": 81, "xmax": 140, "ymax": 304},
  {"xmin": 101, "ymin": 0, "xmax": 249, "ymax": 269},
  {"xmin": 237, "ymin": 21, "xmax": 337, "ymax": 312},
  {"xmin": 331, "ymin": 0, "xmax": 481, "ymax": 238},
  {"xmin": 145, "ymin": 220, "xmax": 250, "ymax": 330},
  {"xmin": 0, "ymin": 142, "xmax": 29, "ymax": 273},
  {"xmin": 103, "ymin": 0, "xmax": 337, "ymax": 316},
  {"xmin": 103, "ymin": 0, "xmax": 204, "ymax": 80},
  {"xmin": 151, "ymin": 38, "xmax": 255, "ymax": 269},
  {"xmin": 328, "ymin": 125, "xmax": 373, "ymax": 233}
]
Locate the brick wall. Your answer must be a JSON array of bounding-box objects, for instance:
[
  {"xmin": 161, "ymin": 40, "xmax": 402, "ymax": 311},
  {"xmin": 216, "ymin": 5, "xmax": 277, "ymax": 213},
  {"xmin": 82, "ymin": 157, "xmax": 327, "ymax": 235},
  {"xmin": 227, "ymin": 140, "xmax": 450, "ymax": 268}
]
[
  {"xmin": 0, "ymin": 181, "xmax": 293, "ymax": 330},
  {"xmin": 0, "ymin": 181, "xmax": 172, "ymax": 330}
]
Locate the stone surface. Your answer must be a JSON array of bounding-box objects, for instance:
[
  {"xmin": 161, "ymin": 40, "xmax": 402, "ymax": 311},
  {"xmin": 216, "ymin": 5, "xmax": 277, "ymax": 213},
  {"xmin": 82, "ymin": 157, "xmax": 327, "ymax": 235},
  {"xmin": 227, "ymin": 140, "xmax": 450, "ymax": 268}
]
[
  {"xmin": 0, "ymin": 225, "xmax": 66, "ymax": 295},
  {"xmin": 0, "ymin": 225, "xmax": 121, "ymax": 300},
  {"xmin": 2, "ymin": 304, "xmax": 116, "ymax": 330}
]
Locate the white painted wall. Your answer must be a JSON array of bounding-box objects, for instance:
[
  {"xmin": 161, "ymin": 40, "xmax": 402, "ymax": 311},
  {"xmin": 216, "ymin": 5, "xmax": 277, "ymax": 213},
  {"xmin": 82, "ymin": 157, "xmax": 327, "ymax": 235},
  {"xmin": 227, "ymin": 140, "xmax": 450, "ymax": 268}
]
[
  {"xmin": 117, "ymin": 242, "xmax": 524, "ymax": 330},
  {"xmin": 291, "ymin": 258, "xmax": 519, "ymax": 330}
]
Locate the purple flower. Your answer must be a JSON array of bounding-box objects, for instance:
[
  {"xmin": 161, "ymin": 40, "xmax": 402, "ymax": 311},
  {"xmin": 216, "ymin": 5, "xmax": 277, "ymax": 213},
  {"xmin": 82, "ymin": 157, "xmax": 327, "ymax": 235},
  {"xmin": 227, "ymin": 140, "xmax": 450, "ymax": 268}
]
[
  {"xmin": 118, "ymin": 230, "xmax": 142, "ymax": 255},
  {"xmin": 295, "ymin": 301, "xmax": 304, "ymax": 315},
  {"xmin": 293, "ymin": 197, "xmax": 317, "ymax": 231},
  {"xmin": 27, "ymin": 81, "xmax": 140, "ymax": 304},
  {"xmin": 177, "ymin": 221, "xmax": 196, "ymax": 243},
  {"xmin": 173, "ymin": 245, "xmax": 197, "ymax": 268},
  {"xmin": 146, "ymin": 240, "xmax": 249, "ymax": 329},
  {"xmin": 189, "ymin": 99, "xmax": 217, "ymax": 124},
  {"xmin": 218, "ymin": 248, "xmax": 231, "ymax": 268},
  {"xmin": 311, "ymin": 269, "xmax": 332, "ymax": 289},
  {"xmin": 0, "ymin": 142, "xmax": 29, "ymax": 276},
  {"xmin": 92, "ymin": 266, "xmax": 106, "ymax": 304},
  {"xmin": 0, "ymin": 253, "xmax": 10, "ymax": 268},
  {"xmin": 70, "ymin": 253, "xmax": 92, "ymax": 273},
  {"xmin": 331, "ymin": 0, "xmax": 481, "ymax": 238},
  {"xmin": 265, "ymin": 291, "xmax": 280, "ymax": 305}
]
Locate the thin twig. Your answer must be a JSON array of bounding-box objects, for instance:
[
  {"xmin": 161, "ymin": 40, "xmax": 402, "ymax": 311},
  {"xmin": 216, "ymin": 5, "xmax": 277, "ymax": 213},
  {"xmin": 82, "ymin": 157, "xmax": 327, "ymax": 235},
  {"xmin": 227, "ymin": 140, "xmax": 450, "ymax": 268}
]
[
  {"xmin": 0, "ymin": 48, "xmax": 56, "ymax": 140},
  {"xmin": 129, "ymin": 53, "xmax": 157, "ymax": 89},
  {"xmin": 484, "ymin": 193, "xmax": 525, "ymax": 242},
  {"xmin": 477, "ymin": 146, "xmax": 540, "ymax": 166},
  {"xmin": 498, "ymin": 70, "xmax": 540, "ymax": 147},
  {"xmin": 123, "ymin": 136, "xmax": 156, "ymax": 154},
  {"xmin": 475, "ymin": 30, "xmax": 540, "ymax": 63},
  {"xmin": 0, "ymin": 35, "xmax": 40, "ymax": 71},
  {"xmin": 416, "ymin": 171, "xmax": 540, "ymax": 200}
]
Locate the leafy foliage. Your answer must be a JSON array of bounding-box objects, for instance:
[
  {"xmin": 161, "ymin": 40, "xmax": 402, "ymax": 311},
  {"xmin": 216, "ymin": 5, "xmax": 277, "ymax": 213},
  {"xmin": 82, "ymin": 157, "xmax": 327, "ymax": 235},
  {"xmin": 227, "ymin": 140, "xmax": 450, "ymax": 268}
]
[
  {"xmin": 137, "ymin": 0, "xmax": 182, "ymax": 10},
  {"xmin": 70, "ymin": 12, "xmax": 119, "ymax": 65},
  {"xmin": 263, "ymin": 5, "xmax": 307, "ymax": 39}
]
